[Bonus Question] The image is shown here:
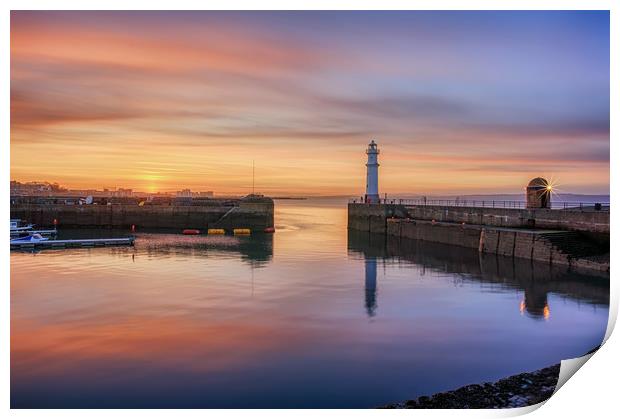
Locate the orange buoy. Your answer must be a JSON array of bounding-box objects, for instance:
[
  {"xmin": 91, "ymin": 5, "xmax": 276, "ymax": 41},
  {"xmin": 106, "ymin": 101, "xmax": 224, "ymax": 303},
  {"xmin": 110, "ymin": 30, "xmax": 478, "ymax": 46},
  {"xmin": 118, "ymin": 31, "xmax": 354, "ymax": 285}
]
[
  {"xmin": 264, "ymin": 227, "xmax": 275, "ymax": 233},
  {"xmin": 182, "ymin": 229, "xmax": 200, "ymax": 235}
]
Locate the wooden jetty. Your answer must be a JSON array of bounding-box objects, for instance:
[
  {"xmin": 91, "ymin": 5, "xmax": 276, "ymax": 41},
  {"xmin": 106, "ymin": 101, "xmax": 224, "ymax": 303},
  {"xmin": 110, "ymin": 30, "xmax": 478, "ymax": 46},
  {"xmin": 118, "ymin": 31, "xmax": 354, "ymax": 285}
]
[{"xmin": 11, "ymin": 237, "xmax": 135, "ymax": 250}]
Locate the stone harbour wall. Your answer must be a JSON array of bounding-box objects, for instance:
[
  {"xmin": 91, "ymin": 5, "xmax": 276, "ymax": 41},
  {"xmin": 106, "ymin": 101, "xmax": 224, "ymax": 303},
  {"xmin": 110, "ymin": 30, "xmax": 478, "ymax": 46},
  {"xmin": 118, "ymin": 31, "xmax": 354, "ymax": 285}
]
[
  {"xmin": 348, "ymin": 203, "xmax": 609, "ymax": 234},
  {"xmin": 348, "ymin": 203, "xmax": 609, "ymax": 272},
  {"xmin": 385, "ymin": 219, "xmax": 608, "ymax": 272},
  {"xmin": 11, "ymin": 198, "xmax": 275, "ymax": 231},
  {"xmin": 402, "ymin": 204, "xmax": 609, "ymax": 234}
]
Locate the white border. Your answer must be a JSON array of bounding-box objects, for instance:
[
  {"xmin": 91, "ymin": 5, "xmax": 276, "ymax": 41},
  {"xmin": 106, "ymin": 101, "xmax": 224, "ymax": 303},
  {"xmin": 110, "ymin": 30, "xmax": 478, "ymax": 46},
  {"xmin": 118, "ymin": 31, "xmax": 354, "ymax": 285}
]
[{"xmin": 2, "ymin": 1, "xmax": 616, "ymax": 418}]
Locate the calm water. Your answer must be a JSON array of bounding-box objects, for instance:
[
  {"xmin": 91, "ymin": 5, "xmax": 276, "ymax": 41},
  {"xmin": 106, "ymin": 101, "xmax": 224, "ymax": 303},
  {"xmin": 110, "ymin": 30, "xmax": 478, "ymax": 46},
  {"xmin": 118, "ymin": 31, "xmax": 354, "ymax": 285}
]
[{"xmin": 11, "ymin": 198, "xmax": 609, "ymax": 408}]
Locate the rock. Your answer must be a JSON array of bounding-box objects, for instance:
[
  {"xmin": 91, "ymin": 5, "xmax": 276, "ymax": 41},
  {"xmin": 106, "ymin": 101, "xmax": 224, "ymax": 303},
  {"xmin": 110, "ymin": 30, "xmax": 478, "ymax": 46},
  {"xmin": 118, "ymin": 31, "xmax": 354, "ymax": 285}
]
[
  {"xmin": 404, "ymin": 400, "xmax": 418, "ymax": 408},
  {"xmin": 382, "ymin": 364, "xmax": 561, "ymax": 409}
]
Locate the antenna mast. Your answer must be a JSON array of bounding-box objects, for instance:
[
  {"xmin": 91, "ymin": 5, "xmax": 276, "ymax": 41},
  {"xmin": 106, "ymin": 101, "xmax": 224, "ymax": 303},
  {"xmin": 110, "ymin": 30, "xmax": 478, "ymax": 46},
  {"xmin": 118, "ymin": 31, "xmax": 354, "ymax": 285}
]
[{"xmin": 252, "ymin": 160, "xmax": 255, "ymax": 195}]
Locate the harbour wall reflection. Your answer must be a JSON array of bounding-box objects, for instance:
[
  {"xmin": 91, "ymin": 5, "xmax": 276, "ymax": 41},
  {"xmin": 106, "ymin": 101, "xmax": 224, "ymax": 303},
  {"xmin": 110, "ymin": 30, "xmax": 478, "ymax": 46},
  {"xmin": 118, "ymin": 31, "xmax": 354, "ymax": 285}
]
[
  {"xmin": 50, "ymin": 228, "xmax": 275, "ymax": 266},
  {"xmin": 136, "ymin": 233, "xmax": 274, "ymax": 267},
  {"xmin": 348, "ymin": 230, "xmax": 609, "ymax": 320}
]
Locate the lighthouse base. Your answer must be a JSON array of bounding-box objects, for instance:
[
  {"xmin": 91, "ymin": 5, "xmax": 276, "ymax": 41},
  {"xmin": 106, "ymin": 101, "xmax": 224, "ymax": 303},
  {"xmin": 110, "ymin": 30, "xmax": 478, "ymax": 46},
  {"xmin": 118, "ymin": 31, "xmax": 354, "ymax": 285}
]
[{"xmin": 365, "ymin": 194, "xmax": 380, "ymax": 204}]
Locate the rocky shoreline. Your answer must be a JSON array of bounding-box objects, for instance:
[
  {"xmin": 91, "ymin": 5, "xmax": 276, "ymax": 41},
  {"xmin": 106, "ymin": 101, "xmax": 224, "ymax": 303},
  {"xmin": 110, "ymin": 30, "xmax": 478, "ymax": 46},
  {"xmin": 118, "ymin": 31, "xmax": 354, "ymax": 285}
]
[{"xmin": 383, "ymin": 364, "xmax": 560, "ymax": 409}]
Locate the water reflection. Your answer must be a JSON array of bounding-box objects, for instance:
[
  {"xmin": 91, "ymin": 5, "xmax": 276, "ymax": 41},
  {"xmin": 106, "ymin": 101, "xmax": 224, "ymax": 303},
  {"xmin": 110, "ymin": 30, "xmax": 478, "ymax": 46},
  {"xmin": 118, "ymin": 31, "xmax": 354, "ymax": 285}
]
[
  {"xmin": 521, "ymin": 281, "xmax": 550, "ymax": 320},
  {"xmin": 10, "ymin": 200, "xmax": 610, "ymax": 408},
  {"xmin": 364, "ymin": 258, "xmax": 377, "ymax": 317},
  {"xmin": 51, "ymin": 228, "xmax": 275, "ymax": 266},
  {"xmin": 136, "ymin": 233, "xmax": 274, "ymax": 266},
  {"xmin": 348, "ymin": 230, "xmax": 609, "ymax": 319}
]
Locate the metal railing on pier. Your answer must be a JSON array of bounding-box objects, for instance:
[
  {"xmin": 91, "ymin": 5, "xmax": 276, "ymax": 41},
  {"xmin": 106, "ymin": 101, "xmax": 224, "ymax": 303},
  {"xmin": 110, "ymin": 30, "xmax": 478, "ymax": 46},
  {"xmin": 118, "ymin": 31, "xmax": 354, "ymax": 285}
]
[{"xmin": 349, "ymin": 198, "xmax": 609, "ymax": 211}]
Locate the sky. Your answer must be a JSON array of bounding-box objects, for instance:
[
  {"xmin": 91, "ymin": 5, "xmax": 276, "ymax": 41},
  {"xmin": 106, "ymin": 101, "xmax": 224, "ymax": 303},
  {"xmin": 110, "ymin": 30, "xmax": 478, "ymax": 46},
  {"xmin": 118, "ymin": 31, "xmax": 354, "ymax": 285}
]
[{"xmin": 10, "ymin": 11, "xmax": 610, "ymax": 196}]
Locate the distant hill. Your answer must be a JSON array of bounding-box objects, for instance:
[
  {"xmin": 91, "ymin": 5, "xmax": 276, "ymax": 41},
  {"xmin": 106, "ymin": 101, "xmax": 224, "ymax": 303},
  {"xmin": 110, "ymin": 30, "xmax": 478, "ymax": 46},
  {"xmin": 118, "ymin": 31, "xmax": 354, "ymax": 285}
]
[
  {"xmin": 404, "ymin": 193, "xmax": 610, "ymax": 203},
  {"xmin": 293, "ymin": 193, "xmax": 610, "ymax": 204}
]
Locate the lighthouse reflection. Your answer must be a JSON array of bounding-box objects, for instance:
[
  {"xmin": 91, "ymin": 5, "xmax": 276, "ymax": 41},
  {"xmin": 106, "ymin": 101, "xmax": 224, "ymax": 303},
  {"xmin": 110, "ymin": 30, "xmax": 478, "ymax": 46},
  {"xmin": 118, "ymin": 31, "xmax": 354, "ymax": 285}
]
[{"xmin": 364, "ymin": 258, "xmax": 378, "ymax": 317}]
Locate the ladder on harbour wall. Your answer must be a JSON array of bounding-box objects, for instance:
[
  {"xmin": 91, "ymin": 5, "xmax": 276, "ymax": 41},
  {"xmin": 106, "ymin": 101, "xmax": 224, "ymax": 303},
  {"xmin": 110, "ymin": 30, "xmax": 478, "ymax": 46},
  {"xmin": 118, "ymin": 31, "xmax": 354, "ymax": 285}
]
[{"xmin": 212, "ymin": 206, "xmax": 238, "ymax": 227}]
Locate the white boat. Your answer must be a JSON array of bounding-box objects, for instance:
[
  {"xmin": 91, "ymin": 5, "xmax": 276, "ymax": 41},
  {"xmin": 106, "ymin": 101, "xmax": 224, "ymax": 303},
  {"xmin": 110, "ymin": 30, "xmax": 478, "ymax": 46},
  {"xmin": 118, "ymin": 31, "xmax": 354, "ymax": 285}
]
[
  {"xmin": 10, "ymin": 219, "xmax": 57, "ymax": 237},
  {"xmin": 10, "ymin": 219, "xmax": 35, "ymax": 233},
  {"xmin": 10, "ymin": 233, "xmax": 49, "ymax": 243}
]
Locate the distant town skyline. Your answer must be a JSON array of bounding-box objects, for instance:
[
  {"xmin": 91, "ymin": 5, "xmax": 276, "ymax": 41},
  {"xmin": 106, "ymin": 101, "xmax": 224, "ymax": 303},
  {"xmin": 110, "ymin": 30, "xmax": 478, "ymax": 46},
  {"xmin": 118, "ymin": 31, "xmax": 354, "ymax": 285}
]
[
  {"xmin": 9, "ymin": 180, "xmax": 215, "ymax": 198},
  {"xmin": 11, "ymin": 11, "xmax": 609, "ymax": 195},
  {"xmin": 9, "ymin": 179, "xmax": 611, "ymax": 200}
]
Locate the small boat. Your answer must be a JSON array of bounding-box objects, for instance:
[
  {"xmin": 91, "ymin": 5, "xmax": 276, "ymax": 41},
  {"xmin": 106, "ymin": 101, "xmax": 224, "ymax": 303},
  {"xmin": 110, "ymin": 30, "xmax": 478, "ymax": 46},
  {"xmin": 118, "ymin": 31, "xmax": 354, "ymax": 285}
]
[
  {"xmin": 11, "ymin": 233, "xmax": 49, "ymax": 243},
  {"xmin": 10, "ymin": 219, "xmax": 35, "ymax": 233},
  {"xmin": 182, "ymin": 229, "xmax": 201, "ymax": 235},
  {"xmin": 10, "ymin": 219, "xmax": 57, "ymax": 237},
  {"xmin": 10, "ymin": 229, "xmax": 58, "ymax": 237}
]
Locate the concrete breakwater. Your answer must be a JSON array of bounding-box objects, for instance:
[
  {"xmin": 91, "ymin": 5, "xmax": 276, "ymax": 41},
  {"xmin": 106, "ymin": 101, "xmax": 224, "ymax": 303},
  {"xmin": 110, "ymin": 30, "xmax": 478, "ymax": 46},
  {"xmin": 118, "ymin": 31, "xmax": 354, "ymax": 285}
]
[
  {"xmin": 11, "ymin": 196, "xmax": 274, "ymax": 231},
  {"xmin": 348, "ymin": 203, "xmax": 609, "ymax": 272}
]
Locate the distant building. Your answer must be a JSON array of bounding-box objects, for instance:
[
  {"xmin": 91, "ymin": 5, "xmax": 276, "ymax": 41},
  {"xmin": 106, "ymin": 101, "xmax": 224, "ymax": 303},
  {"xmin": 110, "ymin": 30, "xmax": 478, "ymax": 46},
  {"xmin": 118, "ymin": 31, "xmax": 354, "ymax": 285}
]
[
  {"xmin": 113, "ymin": 188, "xmax": 133, "ymax": 197},
  {"xmin": 176, "ymin": 189, "xmax": 193, "ymax": 198},
  {"xmin": 176, "ymin": 189, "xmax": 214, "ymax": 198}
]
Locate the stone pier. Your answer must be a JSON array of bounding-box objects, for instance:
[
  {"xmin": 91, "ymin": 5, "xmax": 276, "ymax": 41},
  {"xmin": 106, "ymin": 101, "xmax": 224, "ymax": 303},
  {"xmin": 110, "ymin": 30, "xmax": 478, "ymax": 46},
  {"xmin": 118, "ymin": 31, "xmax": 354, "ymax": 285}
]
[
  {"xmin": 11, "ymin": 196, "xmax": 274, "ymax": 231},
  {"xmin": 348, "ymin": 203, "xmax": 609, "ymax": 272}
]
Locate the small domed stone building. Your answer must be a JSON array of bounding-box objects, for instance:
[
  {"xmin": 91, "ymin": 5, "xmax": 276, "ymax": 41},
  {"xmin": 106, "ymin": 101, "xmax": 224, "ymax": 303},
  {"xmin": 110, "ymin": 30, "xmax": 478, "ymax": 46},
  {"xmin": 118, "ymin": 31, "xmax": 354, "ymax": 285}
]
[{"xmin": 526, "ymin": 177, "xmax": 551, "ymax": 209}]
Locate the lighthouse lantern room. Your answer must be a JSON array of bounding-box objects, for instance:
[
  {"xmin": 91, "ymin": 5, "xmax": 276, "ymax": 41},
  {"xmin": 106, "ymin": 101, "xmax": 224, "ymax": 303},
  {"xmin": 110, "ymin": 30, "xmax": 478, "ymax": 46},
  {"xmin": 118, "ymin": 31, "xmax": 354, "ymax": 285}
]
[{"xmin": 365, "ymin": 139, "xmax": 380, "ymax": 203}]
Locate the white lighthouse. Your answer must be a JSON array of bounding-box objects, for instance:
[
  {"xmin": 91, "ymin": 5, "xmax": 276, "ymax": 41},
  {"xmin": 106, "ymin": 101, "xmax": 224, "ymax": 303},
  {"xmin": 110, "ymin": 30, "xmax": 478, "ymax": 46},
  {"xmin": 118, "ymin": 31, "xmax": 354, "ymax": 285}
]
[{"xmin": 365, "ymin": 139, "xmax": 380, "ymax": 203}]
